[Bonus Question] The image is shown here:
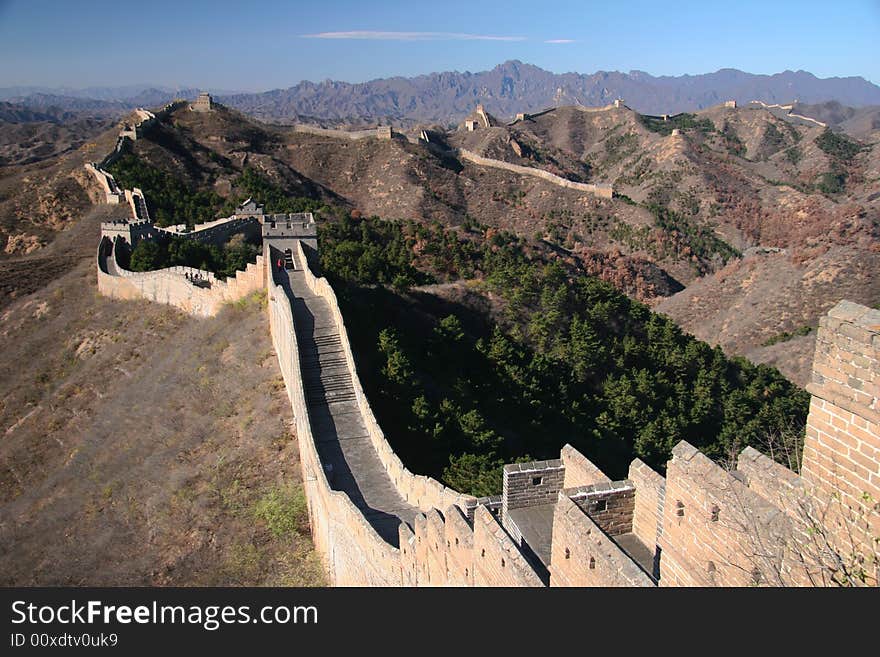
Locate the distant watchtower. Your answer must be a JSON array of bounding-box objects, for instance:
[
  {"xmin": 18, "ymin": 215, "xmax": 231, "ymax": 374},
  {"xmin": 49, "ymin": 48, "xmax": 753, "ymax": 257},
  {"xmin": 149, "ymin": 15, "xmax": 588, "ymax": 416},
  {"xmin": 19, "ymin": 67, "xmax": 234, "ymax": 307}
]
[{"xmin": 191, "ymin": 92, "xmax": 213, "ymax": 112}]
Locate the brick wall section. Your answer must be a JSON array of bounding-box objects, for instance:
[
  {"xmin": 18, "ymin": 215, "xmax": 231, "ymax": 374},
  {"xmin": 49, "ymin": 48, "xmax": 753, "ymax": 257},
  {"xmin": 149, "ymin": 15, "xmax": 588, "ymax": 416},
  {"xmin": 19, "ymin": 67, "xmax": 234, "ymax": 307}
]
[
  {"xmin": 802, "ymin": 304, "xmax": 880, "ymax": 541},
  {"xmin": 658, "ymin": 442, "xmax": 794, "ymax": 587},
  {"xmin": 737, "ymin": 447, "xmax": 806, "ymax": 515},
  {"xmin": 267, "ymin": 259, "xmax": 403, "ymax": 585},
  {"xmin": 502, "ymin": 460, "xmax": 565, "ymax": 513},
  {"xmin": 443, "ymin": 506, "xmax": 476, "ymax": 586},
  {"xmin": 806, "ymin": 301, "xmax": 880, "ymax": 426},
  {"xmin": 561, "ymin": 444, "xmax": 612, "ymax": 488},
  {"xmin": 97, "ymin": 238, "xmax": 265, "ymax": 317},
  {"xmin": 563, "ymin": 481, "xmax": 635, "ymax": 536},
  {"xmin": 502, "ymin": 459, "xmax": 565, "ymax": 543},
  {"xmin": 399, "ymin": 504, "xmax": 527, "ymax": 587},
  {"xmin": 472, "ymin": 506, "xmax": 545, "ymax": 587},
  {"xmin": 629, "ymin": 459, "xmax": 666, "ymax": 553},
  {"xmin": 549, "ymin": 496, "xmax": 654, "ymax": 587},
  {"xmin": 735, "ymin": 447, "xmax": 831, "ymax": 585}
]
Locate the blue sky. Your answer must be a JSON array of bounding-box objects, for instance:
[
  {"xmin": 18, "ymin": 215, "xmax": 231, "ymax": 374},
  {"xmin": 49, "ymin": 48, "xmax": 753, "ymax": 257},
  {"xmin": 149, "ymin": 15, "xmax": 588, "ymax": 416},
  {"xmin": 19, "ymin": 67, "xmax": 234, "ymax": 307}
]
[{"xmin": 0, "ymin": 0, "xmax": 877, "ymax": 91}]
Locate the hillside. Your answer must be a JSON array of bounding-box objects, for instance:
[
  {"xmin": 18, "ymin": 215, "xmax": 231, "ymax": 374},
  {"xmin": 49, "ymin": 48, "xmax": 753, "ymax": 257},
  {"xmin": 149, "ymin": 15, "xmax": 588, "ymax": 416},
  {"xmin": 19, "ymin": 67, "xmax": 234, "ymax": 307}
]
[
  {"xmin": 0, "ymin": 90, "xmax": 874, "ymax": 582},
  {"xmin": 2, "ymin": 99, "xmax": 877, "ymax": 388},
  {"xmin": 0, "ymin": 209, "xmax": 321, "ymax": 585},
  {"xmin": 0, "ymin": 103, "xmax": 111, "ymax": 166}
]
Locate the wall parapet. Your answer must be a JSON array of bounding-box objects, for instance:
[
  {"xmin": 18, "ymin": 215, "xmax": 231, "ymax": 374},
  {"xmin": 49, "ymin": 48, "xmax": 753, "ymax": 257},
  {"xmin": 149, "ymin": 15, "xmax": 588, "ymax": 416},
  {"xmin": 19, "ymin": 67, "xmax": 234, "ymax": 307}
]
[
  {"xmin": 293, "ymin": 239, "xmax": 477, "ymax": 517},
  {"xmin": 98, "ymin": 237, "xmax": 264, "ymax": 317},
  {"xmin": 266, "ymin": 258, "xmax": 403, "ymax": 585}
]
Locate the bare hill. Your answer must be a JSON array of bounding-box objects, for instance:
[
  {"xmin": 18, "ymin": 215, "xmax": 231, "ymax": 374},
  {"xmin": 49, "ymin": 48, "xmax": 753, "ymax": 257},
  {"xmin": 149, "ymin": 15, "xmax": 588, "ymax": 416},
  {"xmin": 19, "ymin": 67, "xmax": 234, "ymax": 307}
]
[
  {"xmin": 2, "ymin": 99, "xmax": 877, "ymax": 387},
  {"xmin": 0, "ymin": 248, "xmax": 321, "ymax": 585}
]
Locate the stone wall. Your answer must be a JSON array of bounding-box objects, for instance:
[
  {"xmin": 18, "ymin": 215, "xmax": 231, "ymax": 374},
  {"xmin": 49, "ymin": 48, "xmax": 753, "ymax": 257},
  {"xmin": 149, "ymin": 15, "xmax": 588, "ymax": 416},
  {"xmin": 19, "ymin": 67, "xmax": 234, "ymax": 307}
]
[
  {"xmin": 657, "ymin": 442, "xmax": 798, "ymax": 587},
  {"xmin": 457, "ymin": 149, "xmax": 613, "ymax": 199},
  {"xmin": 549, "ymin": 496, "xmax": 653, "ymax": 587},
  {"xmin": 293, "ymin": 124, "xmax": 387, "ymax": 140},
  {"xmin": 293, "ymin": 240, "xmax": 477, "ymax": 516},
  {"xmin": 266, "ymin": 256, "xmax": 404, "ymax": 585},
  {"xmin": 85, "ymin": 163, "xmax": 123, "ymax": 204},
  {"xmin": 801, "ymin": 301, "xmax": 880, "ymax": 562},
  {"xmin": 628, "ymin": 459, "xmax": 665, "ymax": 556},
  {"xmin": 502, "ymin": 460, "xmax": 565, "ymax": 514},
  {"xmin": 472, "ymin": 506, "xmax": 545, "ymax": 586},
  {"xmin": 97, "ymin": 237, "xmax": 265, "ymax": 317},
  {"xmin": 561, "ymin": 443, "xmax": 611, "ymax": 487},
  {"xmin": 564, "ymin": 481, "xmax": 635, "ymax": 537}
]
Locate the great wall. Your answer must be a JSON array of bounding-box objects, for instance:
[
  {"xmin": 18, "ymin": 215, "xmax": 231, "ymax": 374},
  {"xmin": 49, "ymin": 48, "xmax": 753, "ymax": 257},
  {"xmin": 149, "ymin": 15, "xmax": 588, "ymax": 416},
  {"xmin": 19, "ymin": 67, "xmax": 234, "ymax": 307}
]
[{"xmin": 88, "ymin": 96, "xmax": 879, "ymax": 586}]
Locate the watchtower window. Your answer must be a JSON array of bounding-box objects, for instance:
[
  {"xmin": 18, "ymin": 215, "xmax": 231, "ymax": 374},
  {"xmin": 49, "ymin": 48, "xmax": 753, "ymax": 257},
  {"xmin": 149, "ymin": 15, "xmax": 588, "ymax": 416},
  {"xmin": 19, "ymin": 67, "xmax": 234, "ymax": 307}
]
[
  {"xmin": 592, "ymin": 499, "xmax": 607, "ymax": 513},
  {"xmin": 710, "ymin": 504, "xmax": 720, "ymax": 522},
  {"xmin": 676, "ymin": 500, "xmax": 685, "ymax": 517},
  {"xmin": 589, "ymin": 557, "xmax": 596, "ymax": 570},
  {"xmin": 532, "ymin": 476, "xmax": 543, "ymax": 486},
  {"xmin": 564, "ymin": 548, "xmax": 571, "ymax": 560}
]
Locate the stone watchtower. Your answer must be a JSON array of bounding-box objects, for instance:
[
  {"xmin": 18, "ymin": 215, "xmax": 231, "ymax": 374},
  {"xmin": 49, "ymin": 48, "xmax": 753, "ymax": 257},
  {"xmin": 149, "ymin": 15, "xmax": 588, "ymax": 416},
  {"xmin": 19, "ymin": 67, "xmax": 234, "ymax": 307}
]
[{"xmin": 191, "ymin": 92, "xmax": 213, "ymax": 112}]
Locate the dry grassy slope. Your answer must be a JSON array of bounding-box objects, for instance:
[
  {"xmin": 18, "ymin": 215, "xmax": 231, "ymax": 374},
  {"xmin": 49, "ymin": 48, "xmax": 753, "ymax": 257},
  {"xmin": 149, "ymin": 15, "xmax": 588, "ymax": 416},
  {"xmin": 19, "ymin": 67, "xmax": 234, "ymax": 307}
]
[
  {"xmin": 0, "ymin": 117, "xmax": 111, "ymax": 167},
  {"xmin": 0, "ymin": 255, "xmax": 321, "ymax": 585},
  {"xmin": 655, "ymin": 247, "xmax": 880, "ymax": 385}
]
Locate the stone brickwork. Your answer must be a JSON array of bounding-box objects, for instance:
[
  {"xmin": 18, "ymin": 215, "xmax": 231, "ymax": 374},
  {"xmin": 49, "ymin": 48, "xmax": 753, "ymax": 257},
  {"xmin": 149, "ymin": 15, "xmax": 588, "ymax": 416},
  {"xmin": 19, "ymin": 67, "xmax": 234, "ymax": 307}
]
[
  {"xmin": 261, "ymin": 213, "xmax": 318, "ymax": 253},
  {"xmin": 97, "ymin": 237, "xmax": 265, "ymax": 317},
  {"xmin": 502, "ymin": 460, "xmax": 565, "ymax": 513},
  {"xmin": 472, "ymin": 506, "xmax": 545, "ymax": 586},
  {"xmin": 801, "ymin": 301, "xmax": 880, "ymax": 567},
  {"xmin": 292, "ymin": 124, "xmax": 399, "ymax": 141},
  {"xmin": 628, "ymin": 459, "xmax": 665, "ymax": 556},
  {"xmin": 564, "ymin": 481, "xmax": 635, "ymax": 536},
  {"xmin": 658, "ymin": 442, "xmax": 791, "ymax": 587},
  {"xmin": 549, "ymin": 496, "xmax": 653, "ymax": 587},
  {"xmin": 191, "ymin": 92, "xmax": 213, "ymax": 112}
]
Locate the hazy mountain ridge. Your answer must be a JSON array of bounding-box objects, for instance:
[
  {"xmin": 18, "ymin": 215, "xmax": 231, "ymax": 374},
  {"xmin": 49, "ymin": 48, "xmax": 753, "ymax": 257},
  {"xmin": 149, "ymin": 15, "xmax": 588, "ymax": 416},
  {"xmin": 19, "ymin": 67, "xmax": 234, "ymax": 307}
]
[
  {"xmin": 218, "ymin": 62, "xmax": 880, "ymax": 125},
  {"xmin": 4, "ymin": 62, "xmax": 879, "ymax": 127}
]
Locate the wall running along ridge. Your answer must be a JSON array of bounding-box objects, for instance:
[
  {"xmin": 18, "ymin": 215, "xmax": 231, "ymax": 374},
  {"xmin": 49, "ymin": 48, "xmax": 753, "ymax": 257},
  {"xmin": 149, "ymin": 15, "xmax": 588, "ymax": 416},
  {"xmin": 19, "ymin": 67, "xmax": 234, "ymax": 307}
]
[
  {"xmin": 292, "ymin": 241, "xmax": 477, "ymax": 517},
  {"xmin": 97, "ymin": 237, "xmax": 264, "ymax": 317},
  {"xmin": 89, "ymin": 100, "xmax": 879, "ymax": 586},
  {"xmin": 748, "ymin": 100, "xmax": 828, "ymax": 128},
  {"xmin": 457, "ymin": 149, "xmax": 613, "ymax": 199},
  {"xmin": 265, "ymin": 251, "xmax": 405, "ymax": 584}
]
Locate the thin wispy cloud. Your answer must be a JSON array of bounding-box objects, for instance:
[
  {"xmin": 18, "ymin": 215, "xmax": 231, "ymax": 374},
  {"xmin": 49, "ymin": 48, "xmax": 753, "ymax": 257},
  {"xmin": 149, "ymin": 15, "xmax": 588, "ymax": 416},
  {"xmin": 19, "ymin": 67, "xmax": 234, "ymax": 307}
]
[
  {"xmin": 302, "ymin": 31, "xmax": 526, "ymax": 42},
  {"xmin": 545, "ymin": 39, "xmax": 577, "ymax": 44}
]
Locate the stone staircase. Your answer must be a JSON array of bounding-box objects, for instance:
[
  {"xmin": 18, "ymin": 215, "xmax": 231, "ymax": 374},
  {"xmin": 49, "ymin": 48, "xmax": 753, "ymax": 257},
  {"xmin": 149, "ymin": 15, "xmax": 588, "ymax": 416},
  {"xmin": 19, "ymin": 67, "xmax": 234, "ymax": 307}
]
[
  {"xmin": 276, "ymin": 252, "xmax": 420, "ymax": 545},
  {"xmin": 299, "ymin": 332, "xmax": 358, "ymax": 406}
]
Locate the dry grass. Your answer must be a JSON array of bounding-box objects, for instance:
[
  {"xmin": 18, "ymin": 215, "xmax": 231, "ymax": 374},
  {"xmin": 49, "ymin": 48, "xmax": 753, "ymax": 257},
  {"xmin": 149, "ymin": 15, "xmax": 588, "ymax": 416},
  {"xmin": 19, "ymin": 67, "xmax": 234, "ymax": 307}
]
[{"xmin": 0, "ymin": 261, "xmax": 323, "ymax": 585}]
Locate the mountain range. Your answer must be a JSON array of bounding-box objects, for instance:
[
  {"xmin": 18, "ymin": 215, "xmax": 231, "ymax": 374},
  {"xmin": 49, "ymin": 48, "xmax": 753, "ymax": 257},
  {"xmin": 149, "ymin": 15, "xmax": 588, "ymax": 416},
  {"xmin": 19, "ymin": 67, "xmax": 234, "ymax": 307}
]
[{"xmin": 3, "ymin": 62, "xmax": 880, "ymax": 125}]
